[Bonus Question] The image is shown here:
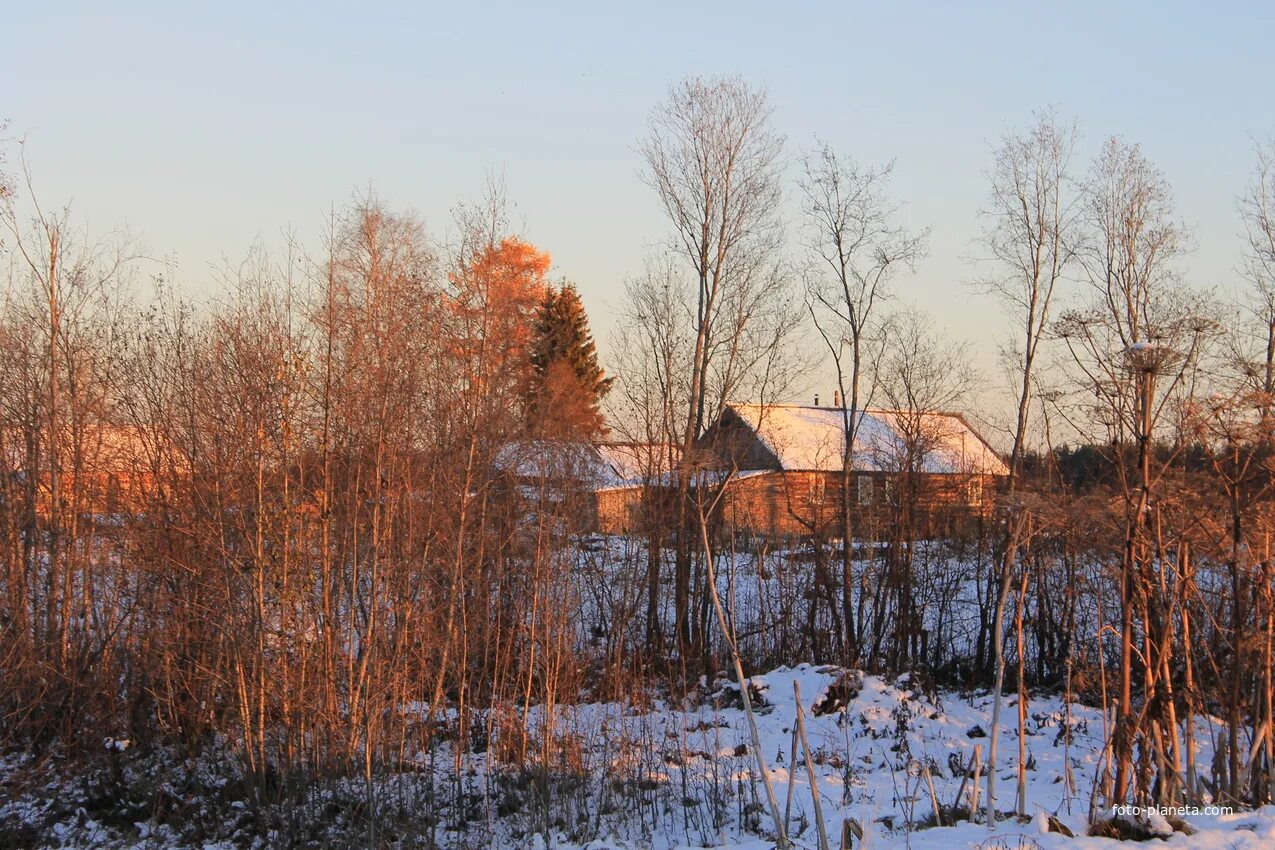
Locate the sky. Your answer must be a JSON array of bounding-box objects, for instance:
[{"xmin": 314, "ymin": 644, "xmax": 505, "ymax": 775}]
[{"xmin": 3, "ymin": 1, "xmax": 1274, "ymax": 428}]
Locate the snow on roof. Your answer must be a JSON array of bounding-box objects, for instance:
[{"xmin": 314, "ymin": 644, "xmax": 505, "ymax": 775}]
[
  {"xmin": 594, "ymin": 442, "xmax": 677, "ymax": 483},
  {"xmin": 493, "ymin": 440, "xmax": 612, "ymax": 483},
  {"xmin": 726, "ymin": 403, "xmax": 1009, "ymax": 476},
  {"xmin": 495, "ymin": 440, "xmax": 682, "ymax": 491},
  {"xmin": 594, "ymin": 467, "xmax": 772, "ymax": 492}
]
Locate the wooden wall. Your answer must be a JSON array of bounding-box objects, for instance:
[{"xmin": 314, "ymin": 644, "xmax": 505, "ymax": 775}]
[
  {"xmin": 716, "ymin": 470, "xmax": 1000, "ymax": 540},
  {"xmin": 592, "ymin": 469, "xmax": 1001, "ymax": 540}
]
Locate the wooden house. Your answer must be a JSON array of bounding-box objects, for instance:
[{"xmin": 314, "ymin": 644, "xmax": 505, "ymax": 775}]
[
  {"xmin": 492, "ymin": 439, "xmax": 612, "ymax": 529},
  {"xmin": 493, "ymin": 439, "xmax": 678, "ymax": 534},
  {"xmin": 592, "ymin": 441, "xmax": 679, "ymax": 534},
  {"xmin": 698, "ymin": 402, "xmax": 1009, "ymax": 539}
]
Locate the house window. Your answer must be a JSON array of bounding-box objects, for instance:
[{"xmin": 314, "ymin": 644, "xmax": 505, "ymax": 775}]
[
  {"xmin": 856, "ymin": 475, "xmax": 874, "ymax": 506},
  {"xmin": 883, "ymin": 477, "xmax": 896, "ymax": 504},
  {"xmin": 965, "ymin": 478, "xmax": 984, "ymax": 506},
  {"xmin": 809, "ymin": 475, "xmax": 826, "ymax": 505}
]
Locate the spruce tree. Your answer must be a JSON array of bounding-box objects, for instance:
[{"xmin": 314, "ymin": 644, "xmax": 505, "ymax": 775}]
[{"xmin": 527, "ymin": 284, "xmax": 613, "ymax": 439}]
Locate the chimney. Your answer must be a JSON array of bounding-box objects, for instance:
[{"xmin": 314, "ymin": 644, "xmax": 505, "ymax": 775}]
[
  {"xmin": 833, "ymin": 390, "xmax": 842, "ymax": 407},
  {"xmin": 814, "ymin": 394, "xmax": 820, "ymax": 407}
]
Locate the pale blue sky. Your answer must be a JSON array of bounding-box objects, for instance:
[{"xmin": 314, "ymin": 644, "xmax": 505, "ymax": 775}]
[{"xmin": 3, "ymin": 1, "xmax": 1273, "ymax": 410}]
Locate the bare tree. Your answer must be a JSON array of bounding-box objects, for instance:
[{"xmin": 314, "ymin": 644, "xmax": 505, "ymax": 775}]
[
  {"xmin": 1238, "ymin": 139, "xmax": 1275, "ymax": 411},
  {"xmin": 799, "ymin": 141, "xmax": 926, "ymax": 666},
  {"xmin": 872, "ymin": 309, "xmax": 977, "ymax": 672},
  {"xmin": 875, "ymin": 310, "xmax": 979, "ymax": 452},
  {"xmin": 1055, "ymin": 136, "xmax": 1213, "ymax": 811},
  {"xmin": 611, "ymin": 257, "xmax": 692, "ymax": 653},
  {"xmin": 976, "ymin": 110, "xmax": 1077, "ymax": 825},
  {"xmin": 979, "ymin": 111, "xmax": 1078, "ymax": 480},
  {"xmin": 639, "ymin": 75, "xmax": 786, "ymax": 663},
  {"xmin": 0, "ymin": 145, "xmax": 136, "ymax": 745},
  {"xmin": 1225, "ymin": 141, "xmax": 1275, "ymax": 805}
]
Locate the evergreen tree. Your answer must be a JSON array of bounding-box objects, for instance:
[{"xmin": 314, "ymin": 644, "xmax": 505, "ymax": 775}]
[{"xmin": 527, "ymin": 284, "xmax": 613, "ymax": 439}]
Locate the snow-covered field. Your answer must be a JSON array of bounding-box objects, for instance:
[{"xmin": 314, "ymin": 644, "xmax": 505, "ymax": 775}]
[
  {"xmin": 0, "ymin": 534, "xmax": 1260, "ymax": 848},
  {"xmin": 4, "ymin": 664, "xmax": 1273, "ymax": 849},
  {"xmin": 697, "ymin": 666, "xmax": 1275, "ymax": 850}
]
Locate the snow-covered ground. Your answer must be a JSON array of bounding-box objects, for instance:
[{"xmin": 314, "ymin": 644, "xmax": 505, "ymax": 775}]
[
  {"xmin": 0, "ymin": 535, "xmax": 1261, "ymax": 848},
  {"xmin": 694, "ymin": 665, "xmax": 1275, "ymax": 850},
  {"xmin": 4, "ymin": 663, "xmax": 1273, "ymax": 849}
]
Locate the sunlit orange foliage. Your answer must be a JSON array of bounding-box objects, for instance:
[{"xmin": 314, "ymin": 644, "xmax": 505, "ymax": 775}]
[
  {"xmin": 467, "ymin": 237, "xmax": 550, "ymax": 304},
  {"xmin": 448, "ymin": 237, "xmax": 552, "ymax": 408}
]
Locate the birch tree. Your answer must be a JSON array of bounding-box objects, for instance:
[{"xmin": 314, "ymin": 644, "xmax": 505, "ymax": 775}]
[
  {"xmin": 799, "ymin": 142, "xmax": 925, "ymax": 666},
  {"xmin": 1238, "ymin": 139, "xmax": 1275, "ymax": 411},
  {"xmin": 977, "ymin": 110, "xmax": 1077, "ymax": 825},
  {"xmin": 639, "ymin": 75, "xmax": 785, "ymax": 662}
]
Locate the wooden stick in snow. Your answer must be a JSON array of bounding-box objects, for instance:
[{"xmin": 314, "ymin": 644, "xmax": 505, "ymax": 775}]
[
  {"xmin": 970, "ymin": 744, "xmax": 983, "ymax": 822},
  {"xmin": 923, "ymin": 761, "xmax": 944, "ymax": 826},
  {"xmin": 784, "ymin": 721, "xmax": 799, "ymax": 833},
  {"xmin": 697, "ymin": 484, "xmax": 788, "ymax": 848},
  {"xmin": 794, "ymin": 680, "xmax": 831, "ymax": 850}
]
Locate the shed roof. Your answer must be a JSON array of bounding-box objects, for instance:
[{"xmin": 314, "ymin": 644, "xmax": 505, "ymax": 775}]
[
  {"xmin": 495, "ymin": 439, "xmax": 681, "ymax": 491},
  {"xmin": 493, "ymin": 440, "xmax": 611, "ymax": 483},
  {"xmin": 594, "ymin": 441, "xmax": 678, "ymax": 484}
]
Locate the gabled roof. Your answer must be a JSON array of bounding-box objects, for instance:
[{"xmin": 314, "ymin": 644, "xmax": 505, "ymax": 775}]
[{"xmin": 724, "ymin": 403, "xmax": 1009, "ymax": 476}]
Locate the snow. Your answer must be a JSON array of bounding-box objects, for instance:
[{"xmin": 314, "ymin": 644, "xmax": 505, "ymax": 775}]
[
  {"xmin": 595, "ymin": 442, "xmax": 678, "ymax": 483},
  {"xmin": 495, "ymin": 440, "xmax": 680, "ymax": 491},
  {"xmin": 527, "ymin": 664, "xmax": 1273, "ymax": 850},
  {"xmin": 5, "ymin": 665, "xmax": 1275, "ymax": 847},
  {"xmin": 494, "ymin": 439, "xmax": 614, "ymax": 483},
  {"xmin": 3, "ymin": 539, "xmax": 1270, "ymax": 848},
  {"xmin": 727, "ymin": 404, "xmax": 1009, "ymax": 476},
  {"xmin": 566, "ymin": 537, "xmax": 1268, "ymax": 848}
]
